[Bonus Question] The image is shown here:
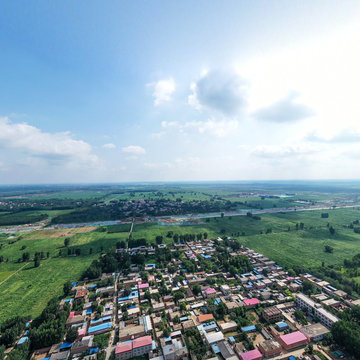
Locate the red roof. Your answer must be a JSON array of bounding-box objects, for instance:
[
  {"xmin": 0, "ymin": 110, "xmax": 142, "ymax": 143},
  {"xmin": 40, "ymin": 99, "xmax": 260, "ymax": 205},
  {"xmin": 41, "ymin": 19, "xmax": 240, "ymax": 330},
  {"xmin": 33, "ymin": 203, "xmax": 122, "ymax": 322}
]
[
  {"xmin": 244, "ymin": 298, "xmax": 260, "ymax": 306},
  {"xmin": 240, "ymin": 349, "xmax": 262, "ymax": 360},
  {"xmin": 279, "ymin": 331, "xmax": 307, "ymax": 345},
  {"xmin": 115, "ymin": 342, "xmax": 132, "ymax": 354},
  {"xmin": 133, "ymin": 335, "xmax": 152, "ymax": 349}
]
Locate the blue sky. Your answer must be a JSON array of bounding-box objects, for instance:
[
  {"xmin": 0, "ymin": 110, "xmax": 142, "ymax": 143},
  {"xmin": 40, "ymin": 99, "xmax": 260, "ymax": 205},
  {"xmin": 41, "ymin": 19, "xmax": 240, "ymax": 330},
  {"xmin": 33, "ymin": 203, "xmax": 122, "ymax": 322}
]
[{"xmin": 1, "ymin": 1, "xmax": 360, "ymax": 183}]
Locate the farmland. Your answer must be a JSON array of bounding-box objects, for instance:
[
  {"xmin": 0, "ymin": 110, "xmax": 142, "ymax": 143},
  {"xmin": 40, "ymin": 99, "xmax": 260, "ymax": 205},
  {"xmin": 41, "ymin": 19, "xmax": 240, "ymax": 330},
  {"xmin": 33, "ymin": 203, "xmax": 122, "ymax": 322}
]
[{"xmin": 2, "ymin": 182, "xmax": 360, "ymax": 321}]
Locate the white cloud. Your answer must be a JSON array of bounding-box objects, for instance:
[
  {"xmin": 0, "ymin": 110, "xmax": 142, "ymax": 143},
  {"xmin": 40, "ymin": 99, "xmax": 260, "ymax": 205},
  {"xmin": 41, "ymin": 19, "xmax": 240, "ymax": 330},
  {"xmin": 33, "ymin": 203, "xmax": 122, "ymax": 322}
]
[
  {"xmin": 0, "ymin": 117, "xmax": 98, "ymax": 165},
  {"xmin": 161, "ymin": 119, "xmax": 239, "ymax": 138},
  {"xmin": 122, "ymin": 145, "xmax": 146, "ymax": 155},
  {"xmin": 188, "ymin": 69, "xmax": 247, "ymax": 116},
  {"xmin": 147, "ymin": 78, "xmax": 176, "ymax": 106},
  {"xmin": 306, "ymin": 128, "xmax": 360, "ymax": 143},
  {"xmin": 251, "ymin": 144, "xmax": 318, "ymax": 158},
  {"xmin": 253, "ymin": 92, "xmax": 314, "ymax": 123},
  {"xmin": 102, "ymin": 143, "xmax": 116, "ymax": 149}
]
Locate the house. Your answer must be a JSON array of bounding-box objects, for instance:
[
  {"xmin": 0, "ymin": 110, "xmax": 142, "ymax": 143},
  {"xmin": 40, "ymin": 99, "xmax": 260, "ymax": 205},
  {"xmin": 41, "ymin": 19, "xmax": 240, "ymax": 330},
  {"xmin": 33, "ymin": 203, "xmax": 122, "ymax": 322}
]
[
  {"xmin": 161, "ymin": 336, "xmax": 188, "ymax": 360},
  {"xmin": 204, "ymin": 331, "xmax": 225, "ymax": 345},
  {"xmin": 243, "ymin": 298, "xmax": 260, "ymax": 308},
  {"xmin": 70, "ymin": 335, "xmax": 93, "ymax": 355},
  {"xmin": 239, "ymin": 349, "xmax": 262, "ymax": 360},
  {"xmin": 219, "ymin": 321, "xmax": 237, "ymax": 333},
  {"xmin": 258, "ymin": 340, "xmax": 282, "ymax": 357},
  {"xmin": 115, "ymin": 335, "xmax": 153, "ymax": 360},
  {"xmin": 198, "ymin": 314, "xmax": 214, "ymax": 323},
  {"xmin": 262, "ymin": 307, "xmax": 282, "ymax": 322},
  {"xmin": 87, "ymin": 322, "xmax": 112, "ymax": 336},
  {"xmin": 50, "ymin": 351, "xmax": 70, "ymax": 360},
  {"xmin": 278, "ymin": 331, "xmax": 308, "ymax": 350},
  {"xmin": 300, "ymin": 323, "xmax": 330, "ymax": 342}
]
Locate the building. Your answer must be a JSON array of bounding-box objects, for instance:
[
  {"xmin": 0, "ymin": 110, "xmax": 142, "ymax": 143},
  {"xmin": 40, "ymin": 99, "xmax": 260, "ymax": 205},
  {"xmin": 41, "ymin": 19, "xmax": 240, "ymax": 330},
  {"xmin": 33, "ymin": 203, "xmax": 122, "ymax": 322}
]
[
  {"xmin": 162, "ymin": 337, "xmax": 188, "ymax": 360},
  {"xmin": 262, "ymin": 307, "xmax": 282, "ymax": 322},
  {"xmin": 243, "ymin": 298, "xmax": 261, "ymax": 308},
  {"xmin": 198, "ymin": 314, "xmax": 214, "ymax": 323},
  {"xmin": 239, "ymin": 349, "xmax": 262, "ymax": 360},
  {"xmin": 115, "ymin": 336, "xmax": 152, "ymax": 360},
  {"xmin": 70, "ymin": 335, "xmax": 93, "ymax": 355},
  {"xmin": 278, "ymin": 331, "xmax": 308, "ymax": 350},
  {"xmin": 295, "ymin": 294, "xmax": 339, "ymax": 328},
  {"xmin": 87, "ymin": 322, "xmax": 112, "ymax": 336},
  {"xmin": 219, "ymin": 321, "xmax": 237, "ymax": 333},
  {"xmin": 258, "ymin": 340, "xmax": 282, "ymax": 358},
  {"xmin": 300, "ymin": 323, "xmax": 330, "ymax": 342}
]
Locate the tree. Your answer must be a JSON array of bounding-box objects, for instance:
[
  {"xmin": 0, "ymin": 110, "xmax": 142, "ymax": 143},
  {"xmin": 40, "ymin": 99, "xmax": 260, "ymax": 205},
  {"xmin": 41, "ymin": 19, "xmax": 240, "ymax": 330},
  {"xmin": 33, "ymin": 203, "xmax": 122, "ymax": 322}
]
[
  {"xmin": 324, "ymin": 245, "xmax": 334, "ymax": 253},
  {"xmin": 34, "ymin": 257, "xmax": 40, "ymax": 268},
  {"xmin": 66, "ymin": 327, "xmax": 78, "ymax": 342},
  {"xmin": 63, "ymin": 281, "xmax": 72, "ymax": 296},
  {"xmin": 155, "ymin": 236, "xmax": 163, "ymax": 245},
  {"xmin": 329, "ymin": 226, "xmax": 336, "ymax": 235},
  {"xmin": 192, "ymin": 284, "xmax": 201, "ymax": 296},
  {"xmin": 64, "ymin": 238, "xmax": 70, "ymax": 247}
]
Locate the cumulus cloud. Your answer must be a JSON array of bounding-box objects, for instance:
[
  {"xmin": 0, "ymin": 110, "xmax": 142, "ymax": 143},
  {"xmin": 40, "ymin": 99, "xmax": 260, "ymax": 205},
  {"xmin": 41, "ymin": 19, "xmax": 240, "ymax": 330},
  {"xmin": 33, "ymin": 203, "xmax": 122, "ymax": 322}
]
[
  {"xmin": 147, "ymin": 78, "xmax": 176, "ymax": 106},
  {"xmin": 122, "ymin": 145, "xmax": 146, "ymax": 155},
  {"xmin": 161, "ymin": 119, "xmax": 239, "ymax": 138},
  {"xmin": 0, "ymin": 117, "xmax": 97, "ymax": 164},
  {"xmin": 253, "ymin": 92, "xmax": 314, "ymax": 122},
  {"xmin": 188, "ymin": 69, "xmax": 247, "ymax": 116},
  {"xmin": 306, "ymin": 128, "xmax": 360, "ymax": 143},
  {"xmin": 102, "ymin": 143, "xmax": 116, "ymax": 149}
]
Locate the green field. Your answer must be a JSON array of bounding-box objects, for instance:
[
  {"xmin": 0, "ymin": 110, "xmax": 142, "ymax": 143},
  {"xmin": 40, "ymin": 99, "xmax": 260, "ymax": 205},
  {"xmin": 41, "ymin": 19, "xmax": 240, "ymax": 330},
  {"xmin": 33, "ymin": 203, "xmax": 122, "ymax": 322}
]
[{"xmin": 2, "ymin": 193, "xmax": 360, "ymax": 321}]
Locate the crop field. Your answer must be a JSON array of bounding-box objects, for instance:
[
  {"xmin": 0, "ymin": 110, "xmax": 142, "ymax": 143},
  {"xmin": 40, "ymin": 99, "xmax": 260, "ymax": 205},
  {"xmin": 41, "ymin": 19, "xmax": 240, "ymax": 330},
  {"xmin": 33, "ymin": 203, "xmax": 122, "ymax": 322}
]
[
  {"xmin": 2, "ymin": 182, "xmax": 360, "ymax": 322},
  {"xmin": 0, "ymin": 226, "xmax": 130, "ymax": 320}
]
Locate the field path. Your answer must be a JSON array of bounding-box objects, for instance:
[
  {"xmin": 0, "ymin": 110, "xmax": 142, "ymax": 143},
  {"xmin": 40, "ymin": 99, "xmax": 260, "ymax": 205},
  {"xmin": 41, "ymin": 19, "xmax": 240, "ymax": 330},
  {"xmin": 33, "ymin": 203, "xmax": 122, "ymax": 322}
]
[{"xmin": 0, "ymin": 261, "xmax": 30, "ymax": 287}]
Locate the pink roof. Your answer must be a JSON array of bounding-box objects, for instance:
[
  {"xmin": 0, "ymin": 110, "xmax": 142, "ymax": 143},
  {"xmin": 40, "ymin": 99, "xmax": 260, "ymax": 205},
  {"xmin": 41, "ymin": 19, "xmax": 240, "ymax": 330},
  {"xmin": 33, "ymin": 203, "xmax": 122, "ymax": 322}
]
[
  {"xmin": 148, "ymin": 275, "xmax": 155, "ymax": 281},
  {"xmin": 205, "ymin": 288, "xmax": 216, "ymax": 295},
  {"xmin": 115, "ymin": 342, "xmax": 133, "ymax": 354},
  {"xmin": 78, "ymin": 328, "xmax": 86, "ymax": 336},
  {"xmin": 240, "ymin": 349, "xmax": 262, "ymax": 360},
  {"xmin": 286, "ymin": 277, "xmax": 295, "ymax": 281},
  {"xmin": 280, "ymin": 331, "xmax": 307, "ymax": 345},
  {"xmin": 133, "ymin": 335, "xmax": 152, "ymax": 349},
  {"xmin": 68, "ymin": 312, "xmax": 75, "ymax": 319},
  {"xmin": 244, "ymin": 298, "xmax": 260, "ymax": 306},
  {"xmin": 138, "ymin": 283, "xmax": 149, "ymax": 289}
]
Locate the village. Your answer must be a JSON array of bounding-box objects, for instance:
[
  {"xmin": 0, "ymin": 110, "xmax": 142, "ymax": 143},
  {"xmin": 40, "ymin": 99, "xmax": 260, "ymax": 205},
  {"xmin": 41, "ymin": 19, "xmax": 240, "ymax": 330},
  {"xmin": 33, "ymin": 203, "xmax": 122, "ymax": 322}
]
[{"xmin": 8, "ymin": 235, "xmax": 358, "ymax": 360}]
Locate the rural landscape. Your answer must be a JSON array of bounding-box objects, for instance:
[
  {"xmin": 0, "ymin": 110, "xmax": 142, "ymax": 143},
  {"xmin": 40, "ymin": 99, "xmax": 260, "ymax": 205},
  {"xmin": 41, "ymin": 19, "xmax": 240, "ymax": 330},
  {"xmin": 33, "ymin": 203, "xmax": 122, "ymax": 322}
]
[
  {"xmin": 1, "ymin": 182, "xmax": 360, "ymax": 359},
  {"xmin": 2, "ymin": 1, "xmax": 360, "ymax": 360}
]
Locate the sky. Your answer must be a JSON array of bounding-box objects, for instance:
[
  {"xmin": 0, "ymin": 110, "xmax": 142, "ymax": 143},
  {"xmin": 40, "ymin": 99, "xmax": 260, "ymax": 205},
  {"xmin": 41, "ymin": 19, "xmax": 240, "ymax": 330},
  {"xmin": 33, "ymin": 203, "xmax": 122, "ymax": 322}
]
[{"xmin": 1, "ymin": 1, "xmax": 360, "ymax": 184}]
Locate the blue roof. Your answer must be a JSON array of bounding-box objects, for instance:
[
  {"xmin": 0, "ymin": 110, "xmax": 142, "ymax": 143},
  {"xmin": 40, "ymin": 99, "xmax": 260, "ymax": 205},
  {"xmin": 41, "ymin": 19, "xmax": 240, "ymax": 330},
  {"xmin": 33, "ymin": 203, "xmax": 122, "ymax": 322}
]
[
  {"xmin": 72, "ymin": 282, "xmax": 77, "ymax": 287},
  {"xmin": 276, "ymin": 322, "xmax": 288, "ymax": 329},
  {"xmin": 229, "ymin": 336, "xmax": 235, "ymax": 343},
  {"xmin": 88, "ymin": 322, "xmax": 112, "ymax": 334},
  {"xmin": 86, "ymin": 308, "xmax": 93, "ymax": 314},
  {"xmin": 241, "ymin": 325, "xmax": 256, "ymax": 332},
  {"xmin": 60, "ymin": 342, "xmax": 73, "ymax": 349},
  {"xmin": 118, "ymin": 296, "xmax": 129, "ymax": 302},
  {"xmin": 90, "ymin": 347, "xmax": 99, "ymax": 354},
  {"xmin": 88, "ymin": 284, "xmax": 97, "ymax": 288},
  {"xmin": 90, "ymin": 315, "xmax": 112, "ymax": 324},
  {"xmin": 211, "ymin": 344, "xmax": 220, "ymax": 353},
  {"xmin": 289, "ymin": 357, "xmax": 297, "ymax": 360},
  {"xmin": 18, "ymin": 337, "xmax": 29, "ymax": 345}
]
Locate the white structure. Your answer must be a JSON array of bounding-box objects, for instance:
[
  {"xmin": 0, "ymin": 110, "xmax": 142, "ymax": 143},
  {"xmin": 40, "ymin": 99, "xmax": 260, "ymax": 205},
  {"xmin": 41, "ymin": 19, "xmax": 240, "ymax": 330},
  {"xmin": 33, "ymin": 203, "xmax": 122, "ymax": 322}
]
[{"xmin": 295, "ymin": 294, "xmax": 339, "ymax": 328}]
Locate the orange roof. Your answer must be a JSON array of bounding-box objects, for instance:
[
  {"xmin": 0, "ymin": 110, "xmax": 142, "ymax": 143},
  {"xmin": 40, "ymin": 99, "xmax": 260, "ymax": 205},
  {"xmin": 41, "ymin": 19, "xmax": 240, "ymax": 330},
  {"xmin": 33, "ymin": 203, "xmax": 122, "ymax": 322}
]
[
  {"xmin": 198, "ymin": 314, "xmax": 214, "ymax": 323},
  {"xmin": 75, "ymin": 289, "xmax": 88, "ymax": 298}
]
